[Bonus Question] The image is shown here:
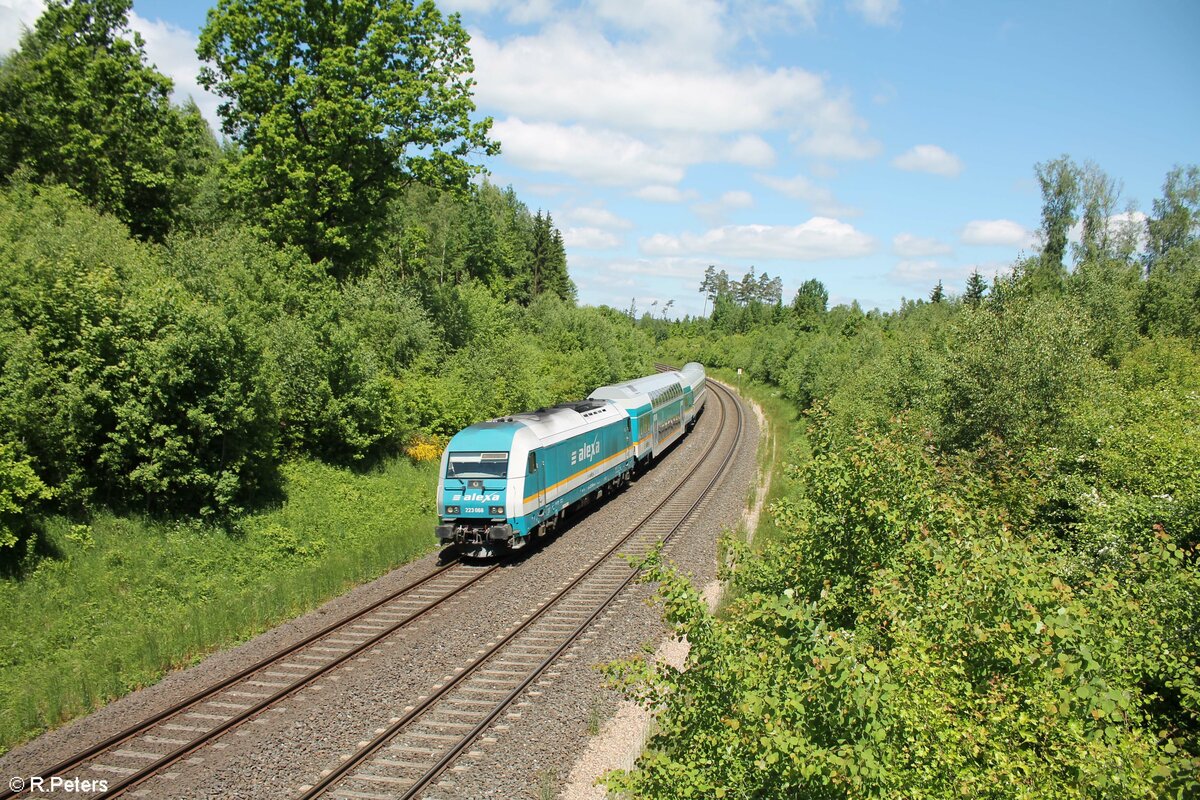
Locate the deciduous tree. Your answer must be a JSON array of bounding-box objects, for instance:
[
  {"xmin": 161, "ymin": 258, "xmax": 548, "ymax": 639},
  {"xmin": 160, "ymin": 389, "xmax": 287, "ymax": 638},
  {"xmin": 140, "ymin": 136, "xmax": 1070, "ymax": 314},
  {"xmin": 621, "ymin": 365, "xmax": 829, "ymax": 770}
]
[
  {"xmin": 198, "ymin": 0, "xmax": 498, "ymax": 271},
  {"xmin": 0, "ymin": 0, "xmax": 202, "ymax": 240},
  {"xmin": 1035, "ymin": 155, "xmax": 1082, "ymax": 279}
]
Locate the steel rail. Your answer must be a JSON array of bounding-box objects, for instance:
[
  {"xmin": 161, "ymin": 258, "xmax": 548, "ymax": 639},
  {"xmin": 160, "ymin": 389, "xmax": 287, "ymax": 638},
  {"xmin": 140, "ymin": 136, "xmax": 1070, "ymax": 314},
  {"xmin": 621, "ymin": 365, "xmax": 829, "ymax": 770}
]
[
  {"xmin": 301, "ymin": 379, "xmax": 744, "ymax": 799},
  {"xmin": 0, "ymin": 558, "xmax": 497, "ymax": 800}
]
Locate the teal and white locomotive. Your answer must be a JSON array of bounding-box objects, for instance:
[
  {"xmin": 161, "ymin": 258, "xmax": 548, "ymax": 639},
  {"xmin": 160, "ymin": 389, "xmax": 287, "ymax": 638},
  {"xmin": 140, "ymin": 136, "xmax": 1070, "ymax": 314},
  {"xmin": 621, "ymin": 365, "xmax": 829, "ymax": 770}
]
[{"xmin": 435, "ymin": 363, "xmax": 707, "ymax": 557}]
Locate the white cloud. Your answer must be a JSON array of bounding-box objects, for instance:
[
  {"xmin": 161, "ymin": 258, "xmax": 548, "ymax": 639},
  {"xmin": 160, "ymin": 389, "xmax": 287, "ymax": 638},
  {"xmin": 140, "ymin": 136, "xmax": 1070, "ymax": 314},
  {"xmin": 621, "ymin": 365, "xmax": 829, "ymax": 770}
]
[
  {"xmin": 891, "ymin": 259, "xmax": 1010, "ymax": 289},
  {"xmin": 848, "ymin": 0, "xmax": 901, "ymax": 26},
  {"xmin": 563, "ymin": 227, "xmax": 622, "ymax": 249},
  {"xmin": 506, "ymin": 0, "xmax": 558, "ymax": 24},
  {"xmin": 721, "ymin": 190, "xmax": 754, "ymax": 208},
  {"xmin": 563, "ymin": 205, "xmax": 633, "ymax": 230},
  {"xmin": 441, "ymin": 0, "xmax": 503, "ymax": 13},
  {"xmin": 693, "ymin": 190, "xmax": 755, "ymax": 224},
  {"xmin": 892, "ymin": 144, "xmax": 963, "ymax": 177},
  {"xmin": 961, "ymin": 219, "xmax": 1036, "ymax": 247},
  {"xmin": 791, "ymin": 94, "xmax": 882, "ymax": 160},
  {"xmin": 0, "ymin": 0, "xmax": 42, "ymax": 54},
  {"xmin": 757, "ymin": 173, "xmax": 859, "ymax": 217},
  {"xmin": 492, "ymin": 118, "xmax": 686, "ymax": 186},
  {"xmin": 892, "ymin": 259, "xmax": 947, "ymax": 285},
  {"xmin": 471, "ymin": 25, "xmax": 833, "ymax": 135},
  {"xmin": 634, "ymin": 185, "xmax": 692, "ymax": 203},
  {"xmin": 640, "ymin": 217, "xmax": 875, "ymax": 261},
  {"xmin": 606, "ymin": 257, "xmax": 712, "ymax": 280},
  {"xmin": 810, "ymin": 161, "xmax": 840, "ymax": 179},
  {"xmin": 470, "ymin": 16, "xmax": 880, "ymax": 168},
  {"xmin": 893, "ymin": 233, "xmax": 952, "ymax": 257},
  {"xmin": 492, "ymin": 121, "xmax": 784, "ymax": 189},
  {"xmin": 590, "ymin": 0, "xmax": 728, "ymax": 63},
  {"xmin": 727, "ymin": 134, "xmax": 776, "ymax": 167}
]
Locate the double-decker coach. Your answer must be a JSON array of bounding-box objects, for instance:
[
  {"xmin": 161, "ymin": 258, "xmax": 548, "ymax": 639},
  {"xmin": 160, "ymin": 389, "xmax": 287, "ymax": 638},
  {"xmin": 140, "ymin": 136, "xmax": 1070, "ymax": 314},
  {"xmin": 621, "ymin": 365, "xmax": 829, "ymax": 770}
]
[
  {"xmin": 588, "ymin": 370, "xmax": 689, "ymax": 469},
  {"xmin": 679, "ymin": 361, "xmax": 707, "ymax": 428}
]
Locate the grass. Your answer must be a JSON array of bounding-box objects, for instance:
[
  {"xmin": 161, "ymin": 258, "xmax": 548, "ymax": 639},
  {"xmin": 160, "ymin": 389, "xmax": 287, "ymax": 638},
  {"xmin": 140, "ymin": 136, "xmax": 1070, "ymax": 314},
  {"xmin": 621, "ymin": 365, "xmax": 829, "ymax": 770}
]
[
  {"xmin": 0, "ymin": 456, "xmax": 439, "ymax": 755},
  {"xmin": 537, "ymin": 768, "xmax": 558, "ymax": 800},
  {"xmin": 707, "ymin": 367, "xmax": 806, "ymax": 552}
]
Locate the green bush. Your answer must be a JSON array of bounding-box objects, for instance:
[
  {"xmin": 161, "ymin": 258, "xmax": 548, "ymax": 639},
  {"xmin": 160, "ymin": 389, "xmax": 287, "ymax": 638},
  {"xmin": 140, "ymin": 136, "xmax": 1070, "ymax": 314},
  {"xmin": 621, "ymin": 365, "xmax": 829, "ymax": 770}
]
[
  {"xmin": 0, "ymin": 185, "xmax": 278, "ymax": 517},
  {"xmin": 607, "ymin": 418, "xmax": 1198, "ymax": 798},
  {"xmin": 0, "ymin": 444, "xmax": 51, "ymax": 553}
]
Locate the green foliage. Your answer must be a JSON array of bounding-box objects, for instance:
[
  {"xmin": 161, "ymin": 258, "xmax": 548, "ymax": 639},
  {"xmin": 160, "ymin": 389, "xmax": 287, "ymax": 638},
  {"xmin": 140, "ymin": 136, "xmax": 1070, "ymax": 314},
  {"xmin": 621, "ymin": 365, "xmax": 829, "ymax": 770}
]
[
  {"xmin": 0, "ymin": 0, "xmax": 214, "ymax": 240},
  {"xmin": 1146, "ymin": 165, "xmax": 1200, "ymax": 262},
  {"xmin": 1140, "ymin": 240, "xmax": 1200, "ymax": 343},
  {"xmin": 0, "ymin": 444, "xmax": 51, "ymax": 553},
  {"xmin": 197, "ymin": 0, "xmax": 498, "ymax": 269},
  {"xmin": 1035, "ymin": 154, "xmax": 1082, "ymax": 277},
  {"xmin": 791, "ymin": 278, "xmax": 829, "ymax": 323},
  {"xmin": 936, "ymin": 293, "xmax": 1100, "ymax": 456},
  {"xmin": 964, "ymin": 268, "xmax": 987, "ymax": 305},
  {"xmin": 385, "ymin": 181, "xmax": 576, "ymax": 306},
  {"xmin": 0, "ymin": 186, "xmax": 278, "ymax": 518},
  {"xmin": 608, "ymin": 417, "xmax": 1199, "ymax": 798}
]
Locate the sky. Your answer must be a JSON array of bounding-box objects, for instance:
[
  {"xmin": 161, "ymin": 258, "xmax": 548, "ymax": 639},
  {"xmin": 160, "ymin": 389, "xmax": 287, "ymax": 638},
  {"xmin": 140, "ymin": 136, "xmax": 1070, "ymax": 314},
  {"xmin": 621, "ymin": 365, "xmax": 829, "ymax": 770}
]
[{"xmin": 2, "ymin": 0, "xmax": 1198, "ymax": 316}]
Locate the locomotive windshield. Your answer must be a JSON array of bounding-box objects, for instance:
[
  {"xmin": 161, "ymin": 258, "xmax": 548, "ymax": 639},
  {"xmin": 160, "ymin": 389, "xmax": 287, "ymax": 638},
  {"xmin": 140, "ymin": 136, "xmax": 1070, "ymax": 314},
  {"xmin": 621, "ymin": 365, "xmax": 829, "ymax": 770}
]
[{"xmin": 446, "ymin": 451, "xmax": 509, "ymax": 479}]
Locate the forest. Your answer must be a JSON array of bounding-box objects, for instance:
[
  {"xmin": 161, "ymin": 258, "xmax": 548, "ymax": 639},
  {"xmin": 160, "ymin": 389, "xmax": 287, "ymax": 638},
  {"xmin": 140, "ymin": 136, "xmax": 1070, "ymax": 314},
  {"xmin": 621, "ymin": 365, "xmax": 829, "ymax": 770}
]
[
  {"xmin": 0, "ymin": 0, "xmax": 1197, "ymax": 795},
  {"xmin": 612, "ymin": 161, "xmax": 1200, "ymax": 797}
]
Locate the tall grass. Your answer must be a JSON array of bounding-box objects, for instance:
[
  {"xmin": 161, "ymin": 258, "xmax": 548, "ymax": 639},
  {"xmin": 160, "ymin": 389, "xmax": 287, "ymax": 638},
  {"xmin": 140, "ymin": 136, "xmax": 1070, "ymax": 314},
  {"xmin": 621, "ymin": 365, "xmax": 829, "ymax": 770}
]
[
  {"xmin": 0, "ymin": 457, "xmax": 438, "ymax": 754},
  {"xmin": 707, "ymin": 368, "xmax": 805, "ymax": 552}
]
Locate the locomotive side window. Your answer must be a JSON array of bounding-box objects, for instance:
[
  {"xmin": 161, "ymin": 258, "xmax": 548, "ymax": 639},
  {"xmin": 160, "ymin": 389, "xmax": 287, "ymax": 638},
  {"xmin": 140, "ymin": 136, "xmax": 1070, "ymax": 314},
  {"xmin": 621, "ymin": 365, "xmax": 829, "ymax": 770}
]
[{"xmin": 527, "ymin": 452, "xmax": 537, "ymax": 473}]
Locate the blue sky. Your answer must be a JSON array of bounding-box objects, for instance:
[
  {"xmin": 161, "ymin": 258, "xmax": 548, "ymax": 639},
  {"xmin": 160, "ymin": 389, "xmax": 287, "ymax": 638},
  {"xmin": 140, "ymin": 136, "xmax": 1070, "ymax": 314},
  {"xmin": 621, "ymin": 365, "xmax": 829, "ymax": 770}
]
[{"xmin": 3, "ymin": 0, "xmax": 1198, "ymax": 316}]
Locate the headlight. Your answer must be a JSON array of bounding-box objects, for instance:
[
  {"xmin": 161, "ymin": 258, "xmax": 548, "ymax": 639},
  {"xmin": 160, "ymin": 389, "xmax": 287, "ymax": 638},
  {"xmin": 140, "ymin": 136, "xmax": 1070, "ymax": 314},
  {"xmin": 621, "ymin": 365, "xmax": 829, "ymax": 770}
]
[
  {"xmin": 445, "ymin": 505, "xmax": 460, "ymax": 514},
  {"xmin": 489, "ymin": 505, "xmax": 505, "ymax": 515}
]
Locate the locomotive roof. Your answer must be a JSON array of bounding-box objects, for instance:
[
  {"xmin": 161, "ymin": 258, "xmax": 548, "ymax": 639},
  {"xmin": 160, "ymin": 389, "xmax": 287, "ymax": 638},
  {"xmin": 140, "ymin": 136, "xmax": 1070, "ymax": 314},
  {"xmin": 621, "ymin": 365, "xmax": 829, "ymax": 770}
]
[{"xmin": 447, "ymin": 400, "xmax": 624, "ymax": 451}]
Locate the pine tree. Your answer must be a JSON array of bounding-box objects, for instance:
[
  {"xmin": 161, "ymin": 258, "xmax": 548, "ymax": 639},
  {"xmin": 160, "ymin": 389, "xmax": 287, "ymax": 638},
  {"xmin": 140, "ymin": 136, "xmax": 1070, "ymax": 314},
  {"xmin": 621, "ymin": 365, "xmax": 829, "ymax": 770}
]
[
  {"xmin": 930, "ymin": 280, "xmax": 945, "ymax": 303},
  {"xmin": 964, "ymin": 270, "xmax": 987, "ymax": 306}
]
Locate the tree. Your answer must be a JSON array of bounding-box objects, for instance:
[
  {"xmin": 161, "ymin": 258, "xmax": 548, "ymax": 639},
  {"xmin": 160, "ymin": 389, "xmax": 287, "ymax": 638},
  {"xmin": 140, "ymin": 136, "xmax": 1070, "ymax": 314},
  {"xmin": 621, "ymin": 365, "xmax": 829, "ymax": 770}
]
[
  {"xmin": 522, "ymin": 210, "xmax": 574, "ymax": 303},
  {"xmin": 791, "ymin": 278, "xmax": 828, "ymax": 321},
  {"xmin": 1075, "ymin": 161, "xmax": 1123, "ymax": 265},
  {"xmin": 964, "ymin": 269, "xmax": 987, "ymax": 306},
  {"xmin": 930, "ymin": 280, "xmax": 945, "ymax": 303},
  {"xmin": 1034, "ymin": 155, "xmax": 1082, "ymax": 278},
  {"xmin": 700, "ymin": 265, "xmax": 718, "ymax": 315},
  {"xmin": 0, "ymin": 0, "xmax": 203, "ymax": 240},
  {"xmin": 198, "ymin": 0, "xmax": 499, "ymax": 271},
  {"xmin": 1146, "ymin": 165, "xmax": 1200, "ymax": 265}
]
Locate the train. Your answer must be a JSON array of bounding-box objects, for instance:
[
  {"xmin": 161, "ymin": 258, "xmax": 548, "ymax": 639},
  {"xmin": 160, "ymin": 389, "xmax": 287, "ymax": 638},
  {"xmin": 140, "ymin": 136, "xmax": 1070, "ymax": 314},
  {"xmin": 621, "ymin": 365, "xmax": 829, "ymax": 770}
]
[{"xmin": 435, "ymin": 363, "xmax": 707, "ymax": 557}]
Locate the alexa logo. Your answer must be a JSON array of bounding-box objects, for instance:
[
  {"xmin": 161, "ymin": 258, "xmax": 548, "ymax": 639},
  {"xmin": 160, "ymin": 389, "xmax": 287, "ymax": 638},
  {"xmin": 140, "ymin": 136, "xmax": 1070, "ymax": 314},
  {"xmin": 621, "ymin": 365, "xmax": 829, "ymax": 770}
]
[
  {"xmin": 452, "ymin": 492, "xmax": 501, "ymax": 502},
  {"xmin": 570, "ymin": 439, "xmax": 601, "ymax": 466}
]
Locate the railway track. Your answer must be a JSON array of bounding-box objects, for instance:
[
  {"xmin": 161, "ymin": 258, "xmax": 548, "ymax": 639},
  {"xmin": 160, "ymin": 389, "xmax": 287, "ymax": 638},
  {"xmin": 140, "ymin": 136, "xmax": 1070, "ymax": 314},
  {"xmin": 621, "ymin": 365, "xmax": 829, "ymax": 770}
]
[
  {"xmin": 4, "ymin": 374, "xmax": 744, "ymax": 800},
  {"xmin": 299, "ymin": 379, "xmax": 744, "ymax": 800},
  {"xmin": 0, "ymin": 562, "xmax": 498, "ymax": 800}
]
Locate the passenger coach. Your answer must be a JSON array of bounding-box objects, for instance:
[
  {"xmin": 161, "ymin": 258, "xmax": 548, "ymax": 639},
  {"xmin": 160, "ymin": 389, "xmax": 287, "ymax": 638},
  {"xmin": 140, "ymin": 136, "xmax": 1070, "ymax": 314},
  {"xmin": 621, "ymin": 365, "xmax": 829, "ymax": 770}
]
[{"xmin": 588, "ymin": 362, "xmax": 706, "ymax": 469}]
